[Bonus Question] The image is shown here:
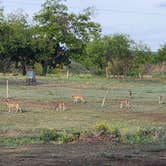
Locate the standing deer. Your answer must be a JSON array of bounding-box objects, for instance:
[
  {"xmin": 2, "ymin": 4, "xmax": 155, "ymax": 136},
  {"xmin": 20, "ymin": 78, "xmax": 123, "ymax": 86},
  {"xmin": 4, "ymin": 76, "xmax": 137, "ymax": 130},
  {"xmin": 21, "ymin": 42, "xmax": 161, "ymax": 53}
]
[
  {"xmin": 55, "ymin": 101, "xmax": 66, "ymax": 111},
  {"xmin": 72, "ymin": 95, "xmax": 85, "ymax": 104},
  {"xmin": 5, "ymin": 99, "xmax": 23, "ymax": 113},
  {"xmin": 120, "ymin": 98, "xmax": 131, "ymax": 109}
]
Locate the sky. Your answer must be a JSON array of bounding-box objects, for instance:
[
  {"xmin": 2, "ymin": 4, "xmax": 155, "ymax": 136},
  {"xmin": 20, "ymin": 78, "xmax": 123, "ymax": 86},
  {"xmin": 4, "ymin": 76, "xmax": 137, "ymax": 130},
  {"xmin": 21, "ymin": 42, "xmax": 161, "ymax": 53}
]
[{"xmin": 1, "ymin": 0, "xmax": 166, "ymax": 51}]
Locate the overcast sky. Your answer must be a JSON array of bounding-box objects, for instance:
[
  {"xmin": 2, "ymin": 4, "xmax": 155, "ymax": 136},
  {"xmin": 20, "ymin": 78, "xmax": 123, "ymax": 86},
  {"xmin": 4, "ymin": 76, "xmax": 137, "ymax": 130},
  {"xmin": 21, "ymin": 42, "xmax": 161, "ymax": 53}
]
[{"xmin": 2, "ymin": 0, "xmax": 166, "ymax": 51}]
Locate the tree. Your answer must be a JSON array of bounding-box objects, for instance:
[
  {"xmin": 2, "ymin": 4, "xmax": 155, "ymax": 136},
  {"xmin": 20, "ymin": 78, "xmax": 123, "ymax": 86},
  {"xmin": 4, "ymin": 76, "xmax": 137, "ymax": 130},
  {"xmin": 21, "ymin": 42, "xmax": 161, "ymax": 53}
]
[
  {"xmin": 128, "ymin": 42, "xmax": 152, "ymax": 78},
  {"xmin": 0, "ymin": 9, "xmax": 12, "ymax": 73},
  {"xmin": 157, "ymin": 44, "xmax": 166, "ymax": 75},
  {"xmin": 6, "ymin": 11, "xmax": 34, "ymax": 75},
  {"xmin": 85, "ymin": 36, "xmax": 112, "ymax": 75},
  {"xmin": 33, "ymin": 0, "xmax": 101, "ymax": 75},
  {"xmin": 109, "ymin": 34, "xmax": 134, "ymax": 78},
  {"xmin": 85, "ymin": 34, "xmax": 133, "ymax": 77}
]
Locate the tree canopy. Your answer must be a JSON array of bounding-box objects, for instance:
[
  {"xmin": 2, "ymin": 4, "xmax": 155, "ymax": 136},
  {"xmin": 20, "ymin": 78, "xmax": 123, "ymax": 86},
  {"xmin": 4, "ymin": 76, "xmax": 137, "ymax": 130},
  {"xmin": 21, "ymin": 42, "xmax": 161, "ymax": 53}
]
[{"xmin": 0, "ymin": 0, "xmax": 164, "ymax": 77}]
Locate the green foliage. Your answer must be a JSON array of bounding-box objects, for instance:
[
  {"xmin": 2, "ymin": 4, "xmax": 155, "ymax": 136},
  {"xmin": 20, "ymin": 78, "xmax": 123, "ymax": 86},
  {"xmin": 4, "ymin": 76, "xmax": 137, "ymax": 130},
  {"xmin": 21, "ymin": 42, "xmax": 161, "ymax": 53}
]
[
  {"xmin": 34, "ymin": 63, "xmax": 42, "ymax": 75},
  {"xmin": 95, "ymin": 121, "xmax": 110, "ymax": 133},
  {"xmin": 123, "ymin": 128, "xmax": 156, "ymax": 144},
  {"xmin": 95, "ymin": 121, "xmax": 121, "ymax": 141},
  {"xmin": 0, "ymin": 136, "xmax": 40, "ymax": 146},
  {"xmin": 39, "ymin": 128, "xmax": 80, "ymax": 144},
  {"xmin": 157, "ymin": 44, "xmax": 166, "ymax": 64},
  {"xmin": 39, "ymin": 128, "xmax": 59, "ymax": 143},
  {"xmin": 0, "ymin": 0, "xmax": 101, "ymax": 76},
  {"xmin": 0, "ymin": 126, "xmax": 165, "ymax": 146}
]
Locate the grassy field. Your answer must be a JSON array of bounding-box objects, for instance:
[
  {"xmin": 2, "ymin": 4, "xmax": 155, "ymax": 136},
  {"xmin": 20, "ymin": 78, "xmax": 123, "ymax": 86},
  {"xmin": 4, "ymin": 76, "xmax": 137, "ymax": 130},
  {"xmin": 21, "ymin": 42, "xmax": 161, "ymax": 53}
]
[
  {"xmin": 0, "ymin": 74, "xmax": 165, "ymax": 138},
  {"xmin": 0, "ymin": 74, "xmax": 166, "ymax": 165}
]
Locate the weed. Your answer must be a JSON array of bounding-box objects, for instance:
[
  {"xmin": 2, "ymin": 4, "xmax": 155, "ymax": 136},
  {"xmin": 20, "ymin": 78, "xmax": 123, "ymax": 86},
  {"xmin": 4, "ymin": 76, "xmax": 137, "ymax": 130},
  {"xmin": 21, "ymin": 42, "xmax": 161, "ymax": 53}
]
[
  {"xmin": 95, "ymin": 121, "xmax": 110, "ymax": 133},
  {"xmin": 39, "ymin": 128, "xmax": 59, "ymax": 143},
  {"xmin": 122, "ymin": 128, "xmax": 156, "ymax": 144},
  {"xmin": 0, "ymin": 136, "xmax": 40, "ymax": 146}
]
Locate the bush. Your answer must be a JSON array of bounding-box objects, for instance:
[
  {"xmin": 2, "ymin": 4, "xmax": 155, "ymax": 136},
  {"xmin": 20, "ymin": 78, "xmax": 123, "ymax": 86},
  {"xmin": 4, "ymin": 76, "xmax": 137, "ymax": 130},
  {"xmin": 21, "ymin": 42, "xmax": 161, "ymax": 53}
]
[
  {"xmin": 0, "ymin": 136, "xmax": 40, "ymax": 146},
  {"xmin": 95, "ymin": 121, "xmax": 110, "ymax": 133},
  {"xmin": 123, "ymin": 128, "xmax": 156, "ymax": 144},
  {"xmin": 111, "ymin": 128, "xmax": 121, "ymax": 138},
  {"xmin": 39, "ymin": 129, "xmax": 59, "ymax": 143},
  {"xmin": 34, "ymin": 63, "xmax": 42, "ymax": 75}
]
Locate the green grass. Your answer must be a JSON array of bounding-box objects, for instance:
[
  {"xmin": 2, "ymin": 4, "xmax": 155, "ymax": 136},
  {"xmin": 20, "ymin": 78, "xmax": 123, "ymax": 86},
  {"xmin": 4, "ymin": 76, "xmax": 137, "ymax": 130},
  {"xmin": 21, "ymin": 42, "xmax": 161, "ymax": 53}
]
[{"xmin": 0, "ymin": 74, "xmax": 165, "ymax": 145}]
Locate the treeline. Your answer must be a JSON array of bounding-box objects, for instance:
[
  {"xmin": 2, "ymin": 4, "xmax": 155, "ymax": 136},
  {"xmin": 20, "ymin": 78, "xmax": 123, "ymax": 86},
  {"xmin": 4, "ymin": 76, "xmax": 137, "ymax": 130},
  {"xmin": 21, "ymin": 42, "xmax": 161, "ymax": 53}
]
[{"xmin": 0, "ymin": 0, "xmax": 166, "ymax": 77}]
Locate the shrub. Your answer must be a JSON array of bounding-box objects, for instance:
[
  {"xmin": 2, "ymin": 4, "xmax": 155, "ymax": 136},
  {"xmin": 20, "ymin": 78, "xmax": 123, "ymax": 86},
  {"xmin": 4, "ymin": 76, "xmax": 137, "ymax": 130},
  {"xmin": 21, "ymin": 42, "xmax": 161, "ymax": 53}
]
[
  {"xmin": 111, "ymin": 128, "xmax": 121, "ymax": 138},
  {"xmin": 34, "ymin": 63, "xmax": 42, "ymax": 75},
  {"xmin": 123, "ymin": 128, "xmax": 156, "ymax": 144},
  {"xmin": 95, "ymin": 121, "xmax": 110, "ymax": 133},
  {"xmin": 0, "ymin": 136, "xmax": 40, "ymax": 146},
  {"xmin": 39, "ymin": 129, "xmax": 59, "ymax": 143}
]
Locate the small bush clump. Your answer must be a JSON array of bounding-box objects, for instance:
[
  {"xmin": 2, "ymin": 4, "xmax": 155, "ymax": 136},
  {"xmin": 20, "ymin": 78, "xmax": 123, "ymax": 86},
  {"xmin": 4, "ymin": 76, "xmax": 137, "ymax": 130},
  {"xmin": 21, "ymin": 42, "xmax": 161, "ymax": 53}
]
[
  {"xmin": 123, "ymin": 128, "xmax": 156, "ymax": 144},
  {"xmin": 39, "ymin": 128, "xmax": 59, "ymax": 143},
  {"xmin": 95, "ymin": 121, "xmax": 110, "ymax": 133},
  {"xmin": 34, "ymin": 63, "xmax": 42, "ymax": 75},
  {"xmin": 95, "ymin": 121, "xmax": 121, "ymax": 141},
  {"xmin": 0, "ymin": 136, "xmax": 40, "ymax": 146}
]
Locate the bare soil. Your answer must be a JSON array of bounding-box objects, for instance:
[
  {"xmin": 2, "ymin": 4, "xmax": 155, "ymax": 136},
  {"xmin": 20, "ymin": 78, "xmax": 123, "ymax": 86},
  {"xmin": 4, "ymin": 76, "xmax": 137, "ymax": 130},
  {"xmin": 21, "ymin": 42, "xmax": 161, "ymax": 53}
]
[{"xmin": 0, "ymin": 141, "xmax": 166, "ymax": 166}]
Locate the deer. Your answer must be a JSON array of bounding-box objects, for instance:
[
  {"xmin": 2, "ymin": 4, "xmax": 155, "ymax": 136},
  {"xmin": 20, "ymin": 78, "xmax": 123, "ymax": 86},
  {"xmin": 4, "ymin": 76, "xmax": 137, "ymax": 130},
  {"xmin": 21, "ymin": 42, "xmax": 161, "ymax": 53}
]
[
  {"xmin": 55, "ymin": 101, "xmax": 66, "ymax": 111},
  {"xmin": 72, "ymin": 95, "xmax": 85, "ymax": 104},
  {"xmin": 5, "ymin": 99, "xmax": 23, "ymax": 113},
  {"xmin": 120, "ymin": 98, "xmax": 131, "ymax": 109}
]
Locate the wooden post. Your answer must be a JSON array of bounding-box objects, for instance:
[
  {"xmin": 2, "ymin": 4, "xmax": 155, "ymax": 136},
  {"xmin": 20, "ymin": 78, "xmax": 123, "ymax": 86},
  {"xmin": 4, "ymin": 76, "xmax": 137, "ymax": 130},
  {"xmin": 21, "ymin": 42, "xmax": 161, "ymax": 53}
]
[
  {"xmin": 67, "ymin": 70, "xmax": 69, "ymax": 79},
  {"xmin": 101, "ymin": 88, "xmax": 110, "ymax": 108},
  {"xmin": 105, "ymin": 66, "xmax": 108, "ymax": 78},
  {"xmin": 139, "ymin": 73, "xmax": 142, "ymax": 80},
  {"xmin": 6, "ymin": 80, "xmax": 9, "ymax": 98}
]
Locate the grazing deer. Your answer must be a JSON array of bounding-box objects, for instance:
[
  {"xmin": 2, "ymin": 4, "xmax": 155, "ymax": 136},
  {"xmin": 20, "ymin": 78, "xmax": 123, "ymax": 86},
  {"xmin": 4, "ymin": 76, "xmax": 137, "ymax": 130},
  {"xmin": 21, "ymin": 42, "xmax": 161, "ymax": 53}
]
[
  {"xmin": 5, "ymin": 100, "xmax": 23, "ymax": 113},
  {"xmin": 72, "ymin": 95, "xmax": 85, "ymax": 104},
  {"xmin": 120, "ymin": 98, "xmax": 130, "ymax": 109},
  {"xmin": 55, "ymin": 101, "xmax": 66, "ymax": 111},
  {"xmin": 128, "ymin": 90, "xmax": 133, "ymax": 98},
  {"xmin": 158, "ymin": 96, "xmax": 164, "ymax": 104}
]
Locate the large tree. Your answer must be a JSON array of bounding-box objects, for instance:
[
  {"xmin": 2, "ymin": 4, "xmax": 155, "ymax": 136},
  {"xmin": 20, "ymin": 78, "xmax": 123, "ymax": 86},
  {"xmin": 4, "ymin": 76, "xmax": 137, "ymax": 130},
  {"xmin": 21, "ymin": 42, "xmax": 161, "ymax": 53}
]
[
  {"xmin": 33, "ymin": 0, "xmax": 101, "ymax": 75},
  {"xmin": 128, "ymin": 42, "xmax": 152, "ymax": 78},
  {"xmin": 7, "ymin": 11, "xmax": 35, "ymax": 75},
  {"xmin": 85, "ymin": 36, "xmax": 113, "ymax": 75},
  {"xmin": 0, "ymin": 9, "xmax": 9, "ymax": 72},
  {"xmin": 0, "ymin": 8, "xmax": 37, "ymax": 75},
  {"xmin": 85, "ymin": 34, "xmax": 152, "ymax": 78},
  {"xmin": 85, "ymin": 34, "xmax": 133, "ymax": 77}
]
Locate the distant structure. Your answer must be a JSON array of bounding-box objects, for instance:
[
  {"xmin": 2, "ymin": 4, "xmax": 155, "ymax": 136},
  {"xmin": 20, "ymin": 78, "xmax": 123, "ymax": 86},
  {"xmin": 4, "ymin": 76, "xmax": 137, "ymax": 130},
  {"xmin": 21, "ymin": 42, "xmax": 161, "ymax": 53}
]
[{"xmin": 26, "ymin": 70, "xmax": 36, "ymax": 85}]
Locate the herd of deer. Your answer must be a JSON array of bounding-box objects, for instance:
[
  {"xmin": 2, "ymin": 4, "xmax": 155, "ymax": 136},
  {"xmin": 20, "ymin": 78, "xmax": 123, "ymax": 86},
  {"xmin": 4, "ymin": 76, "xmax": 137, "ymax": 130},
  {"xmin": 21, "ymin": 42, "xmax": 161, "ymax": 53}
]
[{"xmin": 4, "ymin": 91, "xmax": 164, "ymax": 113}]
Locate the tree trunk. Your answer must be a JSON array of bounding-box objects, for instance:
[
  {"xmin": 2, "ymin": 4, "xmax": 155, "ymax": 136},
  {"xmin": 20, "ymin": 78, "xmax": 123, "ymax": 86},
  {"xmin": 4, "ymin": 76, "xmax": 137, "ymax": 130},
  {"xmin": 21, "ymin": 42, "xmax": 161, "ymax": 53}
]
[
  {"xmin": 105, "ymin": 66, "xmax": 108, "ymax": 78},
  {"xmin": 3, "ymin": 59, "xmax": 11, "ymax": 74},
  {"xmin": 41, "ymin": 61, "xmax": 48, "ymax": 76},
  {"xmin": 21, "ymin": 61, "xmax": 27, "ymax": 76}
]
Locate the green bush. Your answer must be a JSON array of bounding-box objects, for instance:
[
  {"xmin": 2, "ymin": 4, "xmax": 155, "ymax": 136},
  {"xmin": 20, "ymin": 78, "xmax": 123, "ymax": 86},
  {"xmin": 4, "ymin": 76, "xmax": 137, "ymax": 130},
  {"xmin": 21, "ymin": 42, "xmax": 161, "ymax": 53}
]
[
  {"xmin": 111, "ymin": 128, "xmax": 121, "ymax": 138},
  {"xmin": 0, "ymin": 136, "xmax": 40, "ymax": 146},
  {"xmin": 34, "ymin": 63, "xmax": 42, "ymax": 75},
  {"xmin": 123, "ymin": 128, "xmax": 156, "ymax": 144},
  {"xmin": 58, "ymin": 133, "xmax": 72, "ymax": 143},
  {"xmin": 39, "ymin": 129, "xmax": 59, "ymax": 143},
  {"xmin": 95, "ymin": 121, "xmax": 110, "ymax": 133}
]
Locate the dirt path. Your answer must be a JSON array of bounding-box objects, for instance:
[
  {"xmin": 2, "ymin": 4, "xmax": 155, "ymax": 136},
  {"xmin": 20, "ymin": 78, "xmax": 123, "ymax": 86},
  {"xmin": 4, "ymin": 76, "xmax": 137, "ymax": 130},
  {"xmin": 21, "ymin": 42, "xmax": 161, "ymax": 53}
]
[{"xmin": 0, "ymin": 141, "xmax": 166, "ymax": 166}]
